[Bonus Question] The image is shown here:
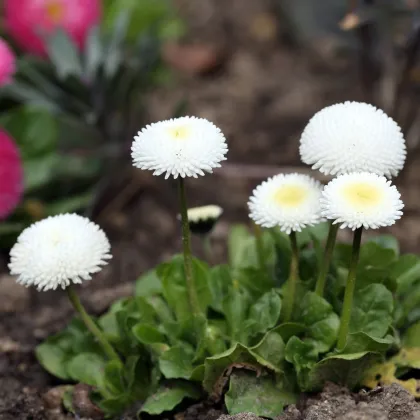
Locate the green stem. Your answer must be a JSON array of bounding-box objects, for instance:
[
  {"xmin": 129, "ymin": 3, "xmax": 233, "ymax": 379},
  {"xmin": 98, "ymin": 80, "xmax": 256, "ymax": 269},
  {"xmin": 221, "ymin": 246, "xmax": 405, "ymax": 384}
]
[
  {"xmin": 203, "ymin": 235, "xmax": 213, "ymax": 264},
  {"xmin": 337, "ymin": 227, "xmax": 363, "ymax": 351},
  {"xmin": 253, "ymin": 223, "xmax": 266, "ymax": 272},
  {"xmin": 178, "ymin": 177, "xmax": 201, "ymax": 316},
  {"xmin": 284, "ymin": 231, "xmax": 299, "ymax": 322},
  {"xmin": 66, "ymin": 286, "xmax": 121, "ymax": 362},
  {"xmin": 315, "ymin": 222, "xmax": 339, "ymax": 296}
]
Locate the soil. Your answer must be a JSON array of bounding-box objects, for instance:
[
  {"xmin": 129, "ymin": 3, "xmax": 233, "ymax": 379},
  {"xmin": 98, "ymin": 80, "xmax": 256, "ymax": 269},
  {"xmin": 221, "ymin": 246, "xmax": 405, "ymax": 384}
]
[{"xmin": 2, "ymin": 0, "xmax": 420, "ymax": 419}]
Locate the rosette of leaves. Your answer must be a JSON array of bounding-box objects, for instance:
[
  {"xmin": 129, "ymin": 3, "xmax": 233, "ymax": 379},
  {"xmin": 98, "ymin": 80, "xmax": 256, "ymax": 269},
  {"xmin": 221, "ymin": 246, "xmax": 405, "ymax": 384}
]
[
  {"xmin": 36, "ymin": 224, "xmax": 420, "ymax": 418},
  {"xmin": 0, "ymin": 11, "xmax": 166, "ymax": 246}
]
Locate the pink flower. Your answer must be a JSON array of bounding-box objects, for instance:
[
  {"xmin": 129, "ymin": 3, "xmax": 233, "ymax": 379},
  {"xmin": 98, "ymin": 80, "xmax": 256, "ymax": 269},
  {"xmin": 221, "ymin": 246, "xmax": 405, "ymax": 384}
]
[
  {"xmin": 0, "ymin": 39, "xmax": 16, "ymax": 86},
  {"xmin": 5, "ymin": 0, "xmax": 101, "ymax": 57},
  {"xmin": 0, "ymin": 130, "xmax": 23, "ymax": 220}
]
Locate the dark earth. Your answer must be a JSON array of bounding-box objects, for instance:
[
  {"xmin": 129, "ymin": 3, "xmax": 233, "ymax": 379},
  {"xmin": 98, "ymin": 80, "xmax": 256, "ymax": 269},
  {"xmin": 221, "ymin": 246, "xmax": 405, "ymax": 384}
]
[{"xmin": 3, "ymin": 0, "xmax": 420, "ymax": 419}]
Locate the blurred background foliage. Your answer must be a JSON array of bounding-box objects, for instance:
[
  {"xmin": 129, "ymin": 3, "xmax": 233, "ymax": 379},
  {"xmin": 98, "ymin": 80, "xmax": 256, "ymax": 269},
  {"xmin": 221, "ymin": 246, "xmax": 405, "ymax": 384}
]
[{"xmin": 0, "ymin": 0, "xmax": 185, "ymax": 248}]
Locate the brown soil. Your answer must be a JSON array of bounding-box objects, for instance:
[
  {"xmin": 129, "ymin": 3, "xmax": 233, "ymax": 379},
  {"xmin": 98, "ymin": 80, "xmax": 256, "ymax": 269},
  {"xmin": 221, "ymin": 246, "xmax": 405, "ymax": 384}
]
[{"xmin": 2, "ymin": 0, "xmax": 420, "ymax": 419}]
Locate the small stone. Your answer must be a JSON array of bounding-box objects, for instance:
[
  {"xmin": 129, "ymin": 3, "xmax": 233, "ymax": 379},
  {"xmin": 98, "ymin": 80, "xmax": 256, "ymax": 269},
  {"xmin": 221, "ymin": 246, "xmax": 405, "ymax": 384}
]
[
  {"xmin": 72, "ymin": 383, "xmax": 103, "ymax": 420},
  {"xmin": 43, "ymin": 386, "xmax": 71, "ymax": 410}
]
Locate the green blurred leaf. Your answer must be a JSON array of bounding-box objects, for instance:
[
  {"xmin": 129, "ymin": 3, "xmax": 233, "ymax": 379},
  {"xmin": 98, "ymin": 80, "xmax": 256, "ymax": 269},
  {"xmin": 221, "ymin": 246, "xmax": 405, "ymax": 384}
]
[
  {"xmin": 104, "ymin": 11, "xmax": 129, "ymax": 78},
  {"xmin": 369, "ymin": 235, "xmax": 400, "ymax": 256},
  {"xmin": 66, "ymin": 353, "xmax": 106, "ymax": 387},
  {"xmin": 303, "ymin": 351, "xmax": 383, "ymax": 391},
  {"xmin": 135, "ymin": 269, "xmax": 162, "ymax": 297},
  {"xmin": 84, "ymin": 25, "xmax": 104, "ymax": 81},
  {"xmin": 0, "ymin": 106, "xmax": 58, "ymax": 159},
  {"xmin": 208, "ymin": 265, "xmax": 231, "ymax": 313},
  {"xmin": 245, "ymin": 290, "xmax": 281, "ymax": 338},
  {"xmin": 140, "ymin": 382, "xmax": 200, "ymax": 415},
  {"xmin": 295, "ymin": 292, "xmax": 340, "ymax": 354},
  {"xmin": 132, "ymin": 324, "xmax": 166, "ymax": 345},
  {"xmin": 350, "ymin": 284, "xmax": 393, "ymax": 339},
  {"xmin": 226, "ymin": 371, "xmax": 296, "ymax": 417},
  {"xmin": 159, "ymin": 255, "xmax": 212, "ymax": 322},
  {"xmin": 46, "ymin": 29, "xmax": 83, "ymax": 79},
  {"xmin": 159, "ymin": 346, "xmax": 195, "ymax": 379},
  {"xmin": 403, "ymin": 321, "xmax": 420, "ymax": 348}
]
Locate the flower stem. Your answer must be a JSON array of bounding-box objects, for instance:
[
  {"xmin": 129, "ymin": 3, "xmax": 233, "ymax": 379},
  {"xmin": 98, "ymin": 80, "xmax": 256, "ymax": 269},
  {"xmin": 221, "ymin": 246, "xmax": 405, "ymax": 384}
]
[
  {"xmin": 253, "ymin": 223, "xmax": 266, "ymax": 272},
  {"xmin": 284, "ymin": 231, "xmax": 299, "ymax": 322},
  {"xmin": 178, "ymin": 177, "xmax": 201, "ymax": 316},
  {"xmin": 66, "ymin": 285, "xmax": 121, "ymax": 363},
  {"xmin": 337, "ymin": 227, "xmax": 363, "ymax": 351},
  {"xmin": 203, "ymin": 235, "xmax": 213, "ymax": 264},
  {"xmin": 315, "ymin": 222, "xmax": 339, "ymax": 296}
]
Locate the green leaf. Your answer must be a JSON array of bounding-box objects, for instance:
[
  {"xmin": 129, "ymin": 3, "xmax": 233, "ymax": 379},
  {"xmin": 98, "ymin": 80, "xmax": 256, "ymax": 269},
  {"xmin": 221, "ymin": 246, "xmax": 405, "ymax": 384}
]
[
  {"xmin": 203, "ymin": 342, "xmax": 282, "ymax": 394},
  {"xmin": 303, "ymin": 351, "xmax": 383, "ymax": 391},
  {"xmin": 403, "ymin": 321, "xmax": 420, "ymax": 348},
  {"xmin": 226, "ymin": 371, "xmax": 296, "ymax": 417},
  {"xmin": 343, "ymin": 332, "xmax": 394, "ymax": 354},
  {"xmin": 350, "ymin": 284, "xmax": 393, "ymax": 339},
  {"xmin": 285, "ymin": 336, "xmax": 318, "ymax": 377},
  {"xmin": 66, "ymin": 353, "xmax": 106, "ymax": 387},
  {"xmin": 369, "ymin": 235, "xmax": 399, "ymax": 255},
  {"xmin": 135, "ymin": 269, "xmax": 162, "ymax": 297},
  {"xmin": 222, "ymin": 286, "xmax": 251, "ymax": 343},
  {"xmin": 159, "ymin": 255, "xmax": 212, "ymax": 322},
  {"xmin": 208, "ymin": 265, "xmax": 231, "ymax": 312},
  {"xmin": 228, "ymin": 224, "xmax": 252, "ymax": 269},
  {"xmin": 250, "ymin": 329, "xmax": 285, "ymax": 372},
  {"xmin": 392, "ymin": 254, "xmax": 420, "ymax": 295},
  {"xmin": 35, "ymin": 333, "xmax": 72, "ymax": 380},
  {"xmin": 45, "ymin": 29, "xmax": 83, "ymax": 79},
  {"xmin": 140, "ymin": 382, "xmax": 200, "ymax": 415},
  {"xmin": 23, "ymin": 154, "xmax": 60, "ymax": 191},
  {"xmin": 295, "ymin": 292, "xmax": 340, "ymax": 354},
  {"xmin": 159, "ymin": 346, "xmax": 195, "ymax": 379},
  {"xmin": 103, "ymin": 360, "xmax": 124, "ymax": 395},
  {"xmin": 228, "ymin": 224, "xmax": 275, "ymax": 272},
  {"xmin": 132, "ymin": 324, "xmax": 166, "ymax": 345},
  {"xmin": 0, "ymin": 106, "xmax": 58, "ymax": 159},
  {"xmin": 245, "ymin": 290, "xmax": 281, "ymax": 338},
  {"xmin": 104, "ymin": 10, "xmax": 129, "ymax": 78},
  {"xmin": 84, "ymin": 25, "xmax": 103, "ymax": 81}
]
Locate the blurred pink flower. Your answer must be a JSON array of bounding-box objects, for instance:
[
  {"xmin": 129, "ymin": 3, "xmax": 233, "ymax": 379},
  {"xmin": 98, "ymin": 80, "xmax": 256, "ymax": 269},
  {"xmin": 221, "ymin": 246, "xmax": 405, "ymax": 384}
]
[
  {"xmin": 0, "ymin": 38, "xmax": 16, "ymax": 86},
  {"xmin": 0, "ymin": 130, "xmax": 23, "ymax": 220},
  {"xmin": 5, "ymin": 0, "xmax": 101, "ymax": 56}
]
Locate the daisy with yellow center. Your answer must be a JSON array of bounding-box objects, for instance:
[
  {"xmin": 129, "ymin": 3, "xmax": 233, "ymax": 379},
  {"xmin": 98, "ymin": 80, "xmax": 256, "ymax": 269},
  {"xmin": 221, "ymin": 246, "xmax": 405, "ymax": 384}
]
[
  {"xmin": 131, "ymin": 116, "xmax": 227, "ymax": 179},
  {"xmin": 320, "ymin": 172, "xmax": 404, "ymax": 350},
  {"xmin": 320, "ymin": 172, "xmax": 403, "ymax": 230},
  {"xmin": 248, "ymin": 173, "xmax": 323, "ymax": 234},
  {"xmin": 249, "ymin": 173, "xmax": 323, "ymax": 322}
]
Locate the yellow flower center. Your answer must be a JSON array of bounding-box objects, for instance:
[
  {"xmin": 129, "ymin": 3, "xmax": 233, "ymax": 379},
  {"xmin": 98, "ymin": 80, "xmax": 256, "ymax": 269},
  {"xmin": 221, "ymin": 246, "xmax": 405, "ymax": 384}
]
[
  {"xmin": 46, "ymin": 1, "xmax": 64, "ymax": 23},
  {"xmin": 343, "ymin": 182, "xmax": 383, "ymax": 210},
  {"xmin": 273, "ymin": 185, "xmax": 307, "ymax": 207},
  {"xmin": 168, "ymin": 125, "xmax": 190, "ymax": 140}
]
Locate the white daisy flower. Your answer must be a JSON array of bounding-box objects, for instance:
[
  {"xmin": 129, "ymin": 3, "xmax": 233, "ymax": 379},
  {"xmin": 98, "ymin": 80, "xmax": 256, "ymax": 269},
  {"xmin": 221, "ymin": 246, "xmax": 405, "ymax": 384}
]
[
  {"xmin": 320, "ymin": 172, "xmax": 404, "ymax": 230},
  {"xmin": 248, "ymin": 173, "xmax": 323, "ymax": 234},
  {"xmin": 131, "ymin": 116, "xmax": 228, "ymax": 179},
  {"xmin": 9, "ymin": 214, "xmax": 112, "ymax": 291},
  {"xmin": 300, "ymin": 101, "xmax": 406, "ymax": 177},
  {"xmin": 185, "ymin": 205, "xmax": 223, "ymax": 235}
]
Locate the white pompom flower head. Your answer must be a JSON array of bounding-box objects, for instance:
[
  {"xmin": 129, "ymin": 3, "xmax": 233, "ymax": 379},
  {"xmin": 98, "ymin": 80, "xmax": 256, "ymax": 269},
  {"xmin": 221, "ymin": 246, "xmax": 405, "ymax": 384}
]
[
  {"xmin": 248, "ymin": 173, "xmax": 323, "ymax": 234},
  {"xmin": 320, "ymin": 172, "xmax": 404, "ymax": 230},
  {"xmin": 9, "ymin": 213, "xmax": 112, "ymax": 291},
  {"xmin": 131, "ymin": 116, "xmax": 228, "ymax": 179},
  {"xmin": 300, "ymin": 101, "xmax": 406, "ymax": 177}
]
